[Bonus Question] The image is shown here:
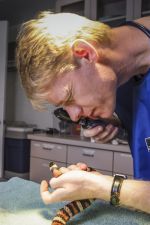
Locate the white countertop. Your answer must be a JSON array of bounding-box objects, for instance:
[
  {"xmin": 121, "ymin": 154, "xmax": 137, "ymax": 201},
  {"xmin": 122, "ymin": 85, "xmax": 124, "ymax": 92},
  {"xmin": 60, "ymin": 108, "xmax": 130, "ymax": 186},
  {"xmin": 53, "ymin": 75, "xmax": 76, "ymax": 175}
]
[{"xmin": 28, "ymin": 133, "xmax": 131, "ymax": 153}]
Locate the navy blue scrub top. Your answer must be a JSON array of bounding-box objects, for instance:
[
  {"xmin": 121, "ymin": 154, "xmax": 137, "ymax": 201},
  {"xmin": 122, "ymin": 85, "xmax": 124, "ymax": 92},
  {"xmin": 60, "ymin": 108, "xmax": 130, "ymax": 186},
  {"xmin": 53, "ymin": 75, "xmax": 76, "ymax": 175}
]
[{"xmin": 116, "ymin": 21, "xmax": 150, "ymax": 180}]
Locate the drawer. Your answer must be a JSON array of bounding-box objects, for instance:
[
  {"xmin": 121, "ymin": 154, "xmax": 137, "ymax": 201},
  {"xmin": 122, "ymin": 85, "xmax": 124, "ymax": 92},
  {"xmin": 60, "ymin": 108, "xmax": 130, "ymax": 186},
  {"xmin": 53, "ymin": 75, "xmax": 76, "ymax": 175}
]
[
  {"xmin": 97, "ymin": 170, "xmax": 112, "ymax": 176},
  {"xmin": 67, "ymin": 163, "xmax": 112, "ymax": 175},
  {"xmin": 113, "ymin": 152, "xmax": 133, "ymax": 175},
  {"xmin": 30, "ymin": 141, "xmax": 67, "ymax": 162},
  {"xmin": 67, "ymin": 146, "xmax": 113, "ymax": 171},
  {"xmin": 30, "ymin": 157, "xmax": 66, "ymax": 183}
]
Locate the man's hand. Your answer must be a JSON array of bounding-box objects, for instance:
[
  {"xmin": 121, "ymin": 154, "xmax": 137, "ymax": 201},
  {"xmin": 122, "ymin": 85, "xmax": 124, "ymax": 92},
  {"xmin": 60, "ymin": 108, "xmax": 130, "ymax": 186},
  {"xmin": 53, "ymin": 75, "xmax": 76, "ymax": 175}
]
[
  {"xmin": 40, "ymin": 169, "xmax": 112, "ymax": 204},
  {"xmin": 83, "ymin": 113, "xmax": 121, "ymax": 143},
  {"xmin": 40, "ymin": 163, "xmax": 150, "ymax": 214},
  {"xmin": 83, "ymin": 124, "xmax": 119, "ymax": 143},
  {"xmin": 40, "ymin": 163, "xmax": 110, "ymax": 204}
]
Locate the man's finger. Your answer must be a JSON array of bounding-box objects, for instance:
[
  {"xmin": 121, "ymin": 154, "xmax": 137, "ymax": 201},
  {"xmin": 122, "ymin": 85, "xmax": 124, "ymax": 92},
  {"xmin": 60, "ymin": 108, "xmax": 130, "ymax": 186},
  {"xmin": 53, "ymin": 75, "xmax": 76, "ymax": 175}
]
[
  {"xmin": 76, "ymin": 162, "xmax": 88, "ymax": 170},
  {"xmin": 59, "ymin": 167, "xmax": 69, "ymax": 174},
  {"xmin": 40, "ymin": 180, "xmax": 49, "ymax": 192},
  {"xmin": 40, "ymin": 184, "xmax": 66, "ymax": 204},
  {"xmin": 83, "ymin": 126, "xmax": 103, "ymax": 137}
]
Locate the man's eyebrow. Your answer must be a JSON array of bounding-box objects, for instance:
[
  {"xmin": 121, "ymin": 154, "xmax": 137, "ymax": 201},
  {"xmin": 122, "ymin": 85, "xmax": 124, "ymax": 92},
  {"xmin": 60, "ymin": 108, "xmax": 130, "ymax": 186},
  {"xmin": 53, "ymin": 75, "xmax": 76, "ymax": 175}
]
[
  {"xmin": 55, "ymin": 101, "xmax": 64, "ymax": 107},
  {"xmin": 55, "ymin": 87, "xmax": 73, "ymax": 107},
  {"xmin": 64, "ymin": 88, "xmax": 73, "ymax": 104}
]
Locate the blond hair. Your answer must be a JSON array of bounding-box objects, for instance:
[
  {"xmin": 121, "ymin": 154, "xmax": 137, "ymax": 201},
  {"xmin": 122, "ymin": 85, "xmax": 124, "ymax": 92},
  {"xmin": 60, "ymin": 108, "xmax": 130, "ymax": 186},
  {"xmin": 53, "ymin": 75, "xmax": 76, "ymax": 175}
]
[{"xmin": 16, "ymin": 11, "xmax": 111, "ymax": 110}]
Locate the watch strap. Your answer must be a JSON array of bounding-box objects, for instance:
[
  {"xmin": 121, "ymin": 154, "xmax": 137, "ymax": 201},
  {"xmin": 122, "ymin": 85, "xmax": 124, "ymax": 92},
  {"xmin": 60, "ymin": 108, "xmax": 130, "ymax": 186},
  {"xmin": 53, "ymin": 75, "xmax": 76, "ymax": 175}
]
[{"xmin": 110, "ymin": 174, "xmax": 127, "ymax": 206}]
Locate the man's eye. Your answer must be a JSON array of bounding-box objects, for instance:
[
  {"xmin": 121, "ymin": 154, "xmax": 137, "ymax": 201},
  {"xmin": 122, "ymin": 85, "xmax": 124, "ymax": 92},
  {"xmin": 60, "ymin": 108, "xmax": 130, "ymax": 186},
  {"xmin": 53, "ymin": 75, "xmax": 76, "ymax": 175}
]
[{"xmin": 65, "ymin": 99, "xmax": 74, "ymax": 106}]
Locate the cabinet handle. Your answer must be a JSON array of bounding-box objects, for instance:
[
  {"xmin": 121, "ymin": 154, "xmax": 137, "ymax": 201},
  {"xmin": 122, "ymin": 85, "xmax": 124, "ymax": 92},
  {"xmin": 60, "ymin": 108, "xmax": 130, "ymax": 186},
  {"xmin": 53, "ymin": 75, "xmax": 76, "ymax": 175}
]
[
  {"xmin": 42, "ymin": 147, "xmax": 53, "ymax": 151},
  {"xmin": 82, "ymin": 149, "xmax": 95, "ymax": 157},
  {"xmin": 42, "ymin": 163, "xmax": 49, "ymax": 167},
  {"xmin": 120, "ymin": 153, "xmax": 131, "ymax": 158},
  {"xmin": 33, "ymin": 142, "xmax": 41, "ymax": 147},
  {"xmin": 42, "ymin": 143, "xmax": 54, "ymax": 150}
]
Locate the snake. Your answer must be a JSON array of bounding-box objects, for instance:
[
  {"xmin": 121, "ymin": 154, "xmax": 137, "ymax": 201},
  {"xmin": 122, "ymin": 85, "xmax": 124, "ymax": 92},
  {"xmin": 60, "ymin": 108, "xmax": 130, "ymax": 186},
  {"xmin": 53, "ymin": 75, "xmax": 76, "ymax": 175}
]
[{"xmin": 49, "ymin": 162, "xmax": 96, "ymax": 225}]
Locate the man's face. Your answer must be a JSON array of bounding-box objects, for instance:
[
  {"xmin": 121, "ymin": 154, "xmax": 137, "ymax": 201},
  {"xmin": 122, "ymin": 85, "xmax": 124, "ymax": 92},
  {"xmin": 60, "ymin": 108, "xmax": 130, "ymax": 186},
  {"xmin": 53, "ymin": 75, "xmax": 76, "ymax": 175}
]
[{"xmin": 47, "ymin": 59, "xmax": 117, "ymax": 121}]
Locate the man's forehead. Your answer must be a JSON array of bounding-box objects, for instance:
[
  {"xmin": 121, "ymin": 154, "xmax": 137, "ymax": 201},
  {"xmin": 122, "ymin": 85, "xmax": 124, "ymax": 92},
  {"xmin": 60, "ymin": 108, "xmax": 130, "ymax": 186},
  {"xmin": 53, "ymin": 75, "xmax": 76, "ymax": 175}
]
[{"xmin": 47, "ymin": 82, "xmax": 70, "ymax": 105}]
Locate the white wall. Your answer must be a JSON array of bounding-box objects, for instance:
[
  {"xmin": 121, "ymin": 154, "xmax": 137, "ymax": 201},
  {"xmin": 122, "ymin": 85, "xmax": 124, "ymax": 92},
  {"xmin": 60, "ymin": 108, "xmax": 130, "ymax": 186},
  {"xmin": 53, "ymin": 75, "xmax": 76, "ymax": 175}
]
[
  {"xmin": 6, "ymin": 72, "xmax": 55, "ymax": 129},
  {"xmin": 5, "ymin": 71, "xmax": 16, "ymax": 122},
  {"xmin": 4, "ymin": 0, "xmax": 56, "ymax": 129},
  {"xmin": 0, "ymin": 21, "xmax": 8, "ymax": 178},
  {"xmin": 14, "ymin": 73, "xmax": 55, "ymax": 129}
]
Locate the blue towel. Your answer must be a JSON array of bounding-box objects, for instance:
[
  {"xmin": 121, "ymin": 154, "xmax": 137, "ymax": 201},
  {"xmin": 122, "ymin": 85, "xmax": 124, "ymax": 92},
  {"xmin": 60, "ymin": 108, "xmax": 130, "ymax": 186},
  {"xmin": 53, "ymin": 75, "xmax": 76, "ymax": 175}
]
[{"xmin": 0, "ymin": 177, "xmax": 149, "ymax": 225}]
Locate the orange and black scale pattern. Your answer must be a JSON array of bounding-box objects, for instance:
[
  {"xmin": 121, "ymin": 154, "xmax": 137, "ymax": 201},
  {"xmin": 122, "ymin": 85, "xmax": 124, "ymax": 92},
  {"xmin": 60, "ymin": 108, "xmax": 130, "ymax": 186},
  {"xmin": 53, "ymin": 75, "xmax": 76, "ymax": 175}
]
[{"xmin": 49, "ymin": 162, "xmax": 96, "ymax": 225}]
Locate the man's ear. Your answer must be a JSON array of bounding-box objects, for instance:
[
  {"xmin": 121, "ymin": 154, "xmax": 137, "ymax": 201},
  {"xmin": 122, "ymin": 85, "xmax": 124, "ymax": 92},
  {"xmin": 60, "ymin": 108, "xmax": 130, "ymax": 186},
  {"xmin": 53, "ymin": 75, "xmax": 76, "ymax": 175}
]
[{"xmin": 71, "ymin": 39, "xmax": 98, "ymax": 62}]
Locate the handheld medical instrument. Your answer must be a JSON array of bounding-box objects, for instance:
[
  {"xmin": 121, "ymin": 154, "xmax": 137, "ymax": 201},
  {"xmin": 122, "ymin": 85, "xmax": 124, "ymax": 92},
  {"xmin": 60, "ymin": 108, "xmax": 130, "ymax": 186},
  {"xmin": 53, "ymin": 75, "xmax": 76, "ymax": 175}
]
[{"xmin": 54, "ymin": 107, "xmax": 119, "ymax": 129}]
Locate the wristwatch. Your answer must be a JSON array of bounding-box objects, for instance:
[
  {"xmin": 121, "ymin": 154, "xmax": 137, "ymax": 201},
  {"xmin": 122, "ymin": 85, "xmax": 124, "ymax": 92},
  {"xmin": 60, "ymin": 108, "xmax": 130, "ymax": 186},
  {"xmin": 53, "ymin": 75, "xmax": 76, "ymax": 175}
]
[{"xmin": 110, "ymin": 174, "xmax": 127, "ymax": 206}]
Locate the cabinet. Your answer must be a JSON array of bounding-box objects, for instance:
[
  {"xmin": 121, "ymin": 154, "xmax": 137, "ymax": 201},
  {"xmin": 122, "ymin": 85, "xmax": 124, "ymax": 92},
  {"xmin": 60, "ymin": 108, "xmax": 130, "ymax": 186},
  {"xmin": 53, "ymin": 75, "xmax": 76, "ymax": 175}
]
[
  {"xmin": 55, "ymin": 0, "xmax": 91, "ymax": 18},
  {"xmin": 30, "ymin": 140, "xmax": 67, "ymax": 182},
  {"xmin": 56, "ymin": 0, "xmax": 150, "ymax": 27},
  {"xmin": 29, "ymin": 134, "xmax": 133, "ymax": 183},
  {"xmin": 113, "ymin": 152, "xmax": 133, "ymax": 175},
  {"xmin": 67, "ymin": 145, "xmax": 133, "ymax": 177},
  {"xmin": 67, "ymin": 146, "xmax": 113, "ymax": 173},
  {"xmin": 133, "ymin": 0, "xmax": 150, "ymax": 18},
  {"xmin": 90, "ymin": 0, "xmax": 134, "ymax": 27}
]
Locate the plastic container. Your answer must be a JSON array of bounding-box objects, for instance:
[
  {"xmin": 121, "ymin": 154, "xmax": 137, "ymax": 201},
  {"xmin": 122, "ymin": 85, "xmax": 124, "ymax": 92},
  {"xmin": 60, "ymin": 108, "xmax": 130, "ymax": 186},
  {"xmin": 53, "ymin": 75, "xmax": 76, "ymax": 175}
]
[{"xmin": 4, "ymin": 138, "xmax": 30, "ymax": 173}]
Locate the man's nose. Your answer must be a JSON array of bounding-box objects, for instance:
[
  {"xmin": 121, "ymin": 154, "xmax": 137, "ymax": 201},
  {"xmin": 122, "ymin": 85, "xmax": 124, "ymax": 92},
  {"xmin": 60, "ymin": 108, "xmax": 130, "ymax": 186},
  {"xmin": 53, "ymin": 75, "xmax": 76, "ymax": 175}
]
[{"xmin": 64, "ymin": 105, "xmax": 82, "ymax": 122}]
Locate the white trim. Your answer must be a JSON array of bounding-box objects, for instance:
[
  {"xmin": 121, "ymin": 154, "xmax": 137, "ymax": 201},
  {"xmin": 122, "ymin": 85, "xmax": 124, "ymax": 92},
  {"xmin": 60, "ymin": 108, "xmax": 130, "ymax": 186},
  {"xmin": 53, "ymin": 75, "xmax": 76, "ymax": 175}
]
[{"xmin": 145, "ymin": 137, "xmax": 150, "ymax": 152}]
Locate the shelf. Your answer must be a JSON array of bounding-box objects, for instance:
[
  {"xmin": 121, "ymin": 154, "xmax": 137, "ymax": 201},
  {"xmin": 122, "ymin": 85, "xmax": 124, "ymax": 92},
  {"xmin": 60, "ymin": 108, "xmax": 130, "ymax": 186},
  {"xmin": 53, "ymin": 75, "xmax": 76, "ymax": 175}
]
[
  {"xmin": 142, "ymin": 10, "xmax": 150, "ymax": 16},
  {"xmin": 99, "ymin": 15, "xmax": 126, "ymax": 23},
  {"xmin": 55, "ymin": 0, "xmax": 91, "ymax": 18},
  {"xmin": 7, "ymin": 60, "xmax": 17, "ymax": 72}
]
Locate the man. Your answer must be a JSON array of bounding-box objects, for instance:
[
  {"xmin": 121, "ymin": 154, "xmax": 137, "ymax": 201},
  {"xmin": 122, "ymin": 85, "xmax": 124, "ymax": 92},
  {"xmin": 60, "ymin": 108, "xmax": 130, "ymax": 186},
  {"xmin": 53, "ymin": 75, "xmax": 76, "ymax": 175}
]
[{"xmin": 16, "ymin": 11, "xmax": 150, "ymax": 213}]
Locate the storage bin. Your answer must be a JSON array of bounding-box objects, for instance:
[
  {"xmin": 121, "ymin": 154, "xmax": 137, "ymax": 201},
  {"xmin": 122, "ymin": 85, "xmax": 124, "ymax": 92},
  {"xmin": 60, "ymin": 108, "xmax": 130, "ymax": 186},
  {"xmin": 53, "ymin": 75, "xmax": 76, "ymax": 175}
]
[{"xmin": 4, "ymin": 138, "xmax": 30, "ymax": 173}]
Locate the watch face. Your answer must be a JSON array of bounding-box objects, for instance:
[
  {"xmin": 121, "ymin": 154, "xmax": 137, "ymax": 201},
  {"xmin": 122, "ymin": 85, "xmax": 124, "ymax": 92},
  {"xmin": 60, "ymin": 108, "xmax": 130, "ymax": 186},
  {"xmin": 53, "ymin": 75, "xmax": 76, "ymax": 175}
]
[{"xmin": 111, "ymin": 195, "xmax": 119, "ymax": 206}]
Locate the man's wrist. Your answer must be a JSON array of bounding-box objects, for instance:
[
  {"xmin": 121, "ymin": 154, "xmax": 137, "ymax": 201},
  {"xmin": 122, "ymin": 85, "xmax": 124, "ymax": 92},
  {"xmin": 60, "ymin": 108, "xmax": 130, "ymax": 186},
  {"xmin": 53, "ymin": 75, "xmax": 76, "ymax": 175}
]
[
  {"xmin": 96, "ymin": 175, "xmax": 113, "ymax": 201},
  {"xmin": 110, "ymin": 174, "xmax": 127, "ymax": 206}
]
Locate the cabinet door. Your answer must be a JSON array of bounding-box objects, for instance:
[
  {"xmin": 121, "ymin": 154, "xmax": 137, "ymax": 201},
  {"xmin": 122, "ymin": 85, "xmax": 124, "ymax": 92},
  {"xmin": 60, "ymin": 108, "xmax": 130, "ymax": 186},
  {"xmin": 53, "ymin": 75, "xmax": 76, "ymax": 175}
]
[
  {"xmin": 68, "ymin": 146, "xmax": 113, "ymax": 171},
  {"xmin": 67, "ymin": 162, "xmax": 112, "ymax": 175},
  {"xmin": 134, "ymin": 0, "xmax": 150, "ymax": 18},
  {"xmin": 31, "ymin": 141, "xmax": 67, "ymax": 162},
  {"xmin": 113, "ymin": 152, "xmax": 133, "ymax": 176},
  {"xmin": 55, "ymin": 0, "xmax": 91, "ymax": 18},
  {"xmin": 90, "ymin": 0, "xmax": 134, "ymax": 26},
  {"xmin": 30, "ymin": 157, "xmax": 66, "ymax": 183},
  {"xmin": 0, "ymin": 21, "xmax": 8, "ymax": 178},
  {"xmin": 141, "ymin": 0, "xmax": 150, "ymax": 17}
]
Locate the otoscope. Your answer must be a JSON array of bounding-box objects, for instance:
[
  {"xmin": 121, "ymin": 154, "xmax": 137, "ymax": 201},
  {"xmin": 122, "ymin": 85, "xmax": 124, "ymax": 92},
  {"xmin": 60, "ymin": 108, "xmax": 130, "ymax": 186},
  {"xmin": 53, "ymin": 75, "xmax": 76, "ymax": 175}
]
[
  {"xmin": 54, "ymin": 108, "xmax": 128, "ymax": 142},
  {"xmin": 54, "ymin": 108, "xmax": 119, "ymax": 129}
]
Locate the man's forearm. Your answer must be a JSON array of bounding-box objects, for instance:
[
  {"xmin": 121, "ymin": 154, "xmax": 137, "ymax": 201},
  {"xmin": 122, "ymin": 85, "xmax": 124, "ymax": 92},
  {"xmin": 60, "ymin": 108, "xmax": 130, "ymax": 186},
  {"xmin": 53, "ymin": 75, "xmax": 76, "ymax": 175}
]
[
  {"xmin": 120, "ymin": 179, "xmax": 150, "ymax": 213},
  {"xmin": 96, "ymin": 176, "xmax": 150, "ymax": 214}
]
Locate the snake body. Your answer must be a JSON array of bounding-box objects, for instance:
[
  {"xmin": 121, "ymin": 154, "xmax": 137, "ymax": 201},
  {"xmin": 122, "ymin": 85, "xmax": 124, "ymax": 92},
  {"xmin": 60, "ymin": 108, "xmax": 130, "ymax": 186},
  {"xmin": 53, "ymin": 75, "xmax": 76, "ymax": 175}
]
[{"xmin": 49, "ymin": 162, "xmax": 95, "ymax": 225}]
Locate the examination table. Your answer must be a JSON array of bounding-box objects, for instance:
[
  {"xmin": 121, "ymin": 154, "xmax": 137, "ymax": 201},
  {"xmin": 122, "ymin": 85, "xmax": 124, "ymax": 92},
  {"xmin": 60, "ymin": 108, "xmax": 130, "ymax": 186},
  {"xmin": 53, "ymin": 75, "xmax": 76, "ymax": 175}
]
[{"xmin": 0, "ymin": 177, "xmax": 149, "ymax": 225}]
